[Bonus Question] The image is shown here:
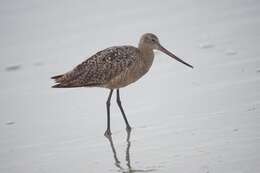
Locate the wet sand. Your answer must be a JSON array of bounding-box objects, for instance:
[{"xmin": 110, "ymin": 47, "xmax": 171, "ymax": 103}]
[{"xmin": 0, "ymin": 0, "xmax": 260, "ymax": 172}]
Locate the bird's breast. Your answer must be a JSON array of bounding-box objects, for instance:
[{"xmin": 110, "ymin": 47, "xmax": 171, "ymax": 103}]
[{"xmin": 104, "ymin": 53, "xmax": 154, "ymax": 89}]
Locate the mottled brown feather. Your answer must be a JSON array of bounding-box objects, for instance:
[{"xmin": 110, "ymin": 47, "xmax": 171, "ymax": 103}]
[{"xmin": 52, "ymin": 46, "xmax": 139, "ymax": 88}]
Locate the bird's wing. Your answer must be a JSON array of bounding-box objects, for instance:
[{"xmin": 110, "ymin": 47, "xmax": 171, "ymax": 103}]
[{"xmin": 52, "ymin": 46, "xmax": 139, "ymax": 87}]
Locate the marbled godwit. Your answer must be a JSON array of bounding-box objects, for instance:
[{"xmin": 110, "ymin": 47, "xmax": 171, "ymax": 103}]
[{"xmin": 51, "ymin": 33, "xmax": 193, "ymax": 136}]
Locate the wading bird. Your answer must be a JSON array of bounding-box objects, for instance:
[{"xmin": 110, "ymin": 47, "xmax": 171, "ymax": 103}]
[{"xmin": 51, "ymin": 33, "xmax": 193, "ymax": 136}]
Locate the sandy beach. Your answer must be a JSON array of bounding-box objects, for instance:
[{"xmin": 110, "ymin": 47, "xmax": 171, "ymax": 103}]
[{"xmin": 0, "ymin": 0, "xmax": 260, "ymax": 172}]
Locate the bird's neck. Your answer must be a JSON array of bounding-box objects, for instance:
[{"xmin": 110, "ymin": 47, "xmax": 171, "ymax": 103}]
[{"xmin": 138, "ymin": 45, "xmax": 154, "ymax": 67}]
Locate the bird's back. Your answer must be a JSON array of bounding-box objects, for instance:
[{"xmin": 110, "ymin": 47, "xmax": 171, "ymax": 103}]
[{"xmin": 52, "ymin": 46, "xmax": 140, "ymax": 88}]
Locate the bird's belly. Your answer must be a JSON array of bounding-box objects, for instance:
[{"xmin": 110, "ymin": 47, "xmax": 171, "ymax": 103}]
[{"xmin": 104, "ymin": 63, "xmax": 151, "ymax": 89}]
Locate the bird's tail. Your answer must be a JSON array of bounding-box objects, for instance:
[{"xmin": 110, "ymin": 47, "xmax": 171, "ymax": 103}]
[
  {"xmin": 51, "ymin": 73, "xmax": 99, "ymax": 88},
  {"xmin": 52, "ymin": 83, "xmax": 76, "ymax": 88},
  {"xmin": 51, "ymin": 74, "xmax": 68, "ymax": 88},
  {"xmin": 51, "ymin": 74, "xmax": 64, "ymax": 81},
  {"xmin": 52, "ymin": 82, "xmax": 100, "ymax": 88}
]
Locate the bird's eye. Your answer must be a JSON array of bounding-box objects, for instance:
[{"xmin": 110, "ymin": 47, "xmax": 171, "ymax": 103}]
[{"xmin": 151, "ymin": 38, "xmax": 156, "ymax": 42}]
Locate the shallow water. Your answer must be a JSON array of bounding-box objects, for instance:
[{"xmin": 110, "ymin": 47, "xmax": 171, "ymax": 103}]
[{"xmin": 0, "ymin": 0, "xmax": 260, "ymax": 172}]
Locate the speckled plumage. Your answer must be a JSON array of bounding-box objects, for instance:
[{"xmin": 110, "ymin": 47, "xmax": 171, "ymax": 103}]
[{"xmin": 52, "ymin": 44, "xmax": 154, "ymax": 89}]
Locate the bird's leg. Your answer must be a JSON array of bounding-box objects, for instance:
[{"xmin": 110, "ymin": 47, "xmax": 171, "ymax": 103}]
[
  {"xmin": 116, "ymin": 89, "xmax": 131, "ymax": 131},
  {"xmin": 105, "ymin": 89, "xmax": 114, "ymax": 136}
]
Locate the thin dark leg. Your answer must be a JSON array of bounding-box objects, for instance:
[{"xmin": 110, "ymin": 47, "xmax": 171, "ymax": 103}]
[
  {"xmin": 105, "ymin": 89, "xmax": 113, "ymax": 136},
  {"xmin": 116, "ymin": 89, "xmax": 131, "ymax": 131}
]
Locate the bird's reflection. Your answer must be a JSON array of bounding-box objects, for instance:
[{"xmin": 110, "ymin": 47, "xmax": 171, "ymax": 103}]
[{"xmin": 105, "ymin": 130, "xmax": 156, "ymax": 173}]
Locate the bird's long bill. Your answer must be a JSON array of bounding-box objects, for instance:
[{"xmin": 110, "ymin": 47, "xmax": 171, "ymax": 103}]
[{"xmin": 158, "ymin": 44, "xmax": 193, "ymax": 68}]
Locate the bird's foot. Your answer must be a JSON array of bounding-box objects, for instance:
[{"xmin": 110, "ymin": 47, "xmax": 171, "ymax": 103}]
[
  {"xmin": 104, "ymin": 129, "xmax": 112, "ymax": 137},
  {"xmin": 126, "ymin": 125, "xmax": 132, "ymax": 132}
]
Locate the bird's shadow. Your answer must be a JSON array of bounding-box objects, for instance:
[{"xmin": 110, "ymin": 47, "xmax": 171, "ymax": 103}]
[{"xmin": 105, "ymin": 130, "xmax": 156, "ymax": 173}]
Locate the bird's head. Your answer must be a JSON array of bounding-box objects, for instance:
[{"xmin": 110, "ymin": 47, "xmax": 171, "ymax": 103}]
[{"xmin": 139, "ymin": 33, "xmax": 193, "ymax": 68}]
